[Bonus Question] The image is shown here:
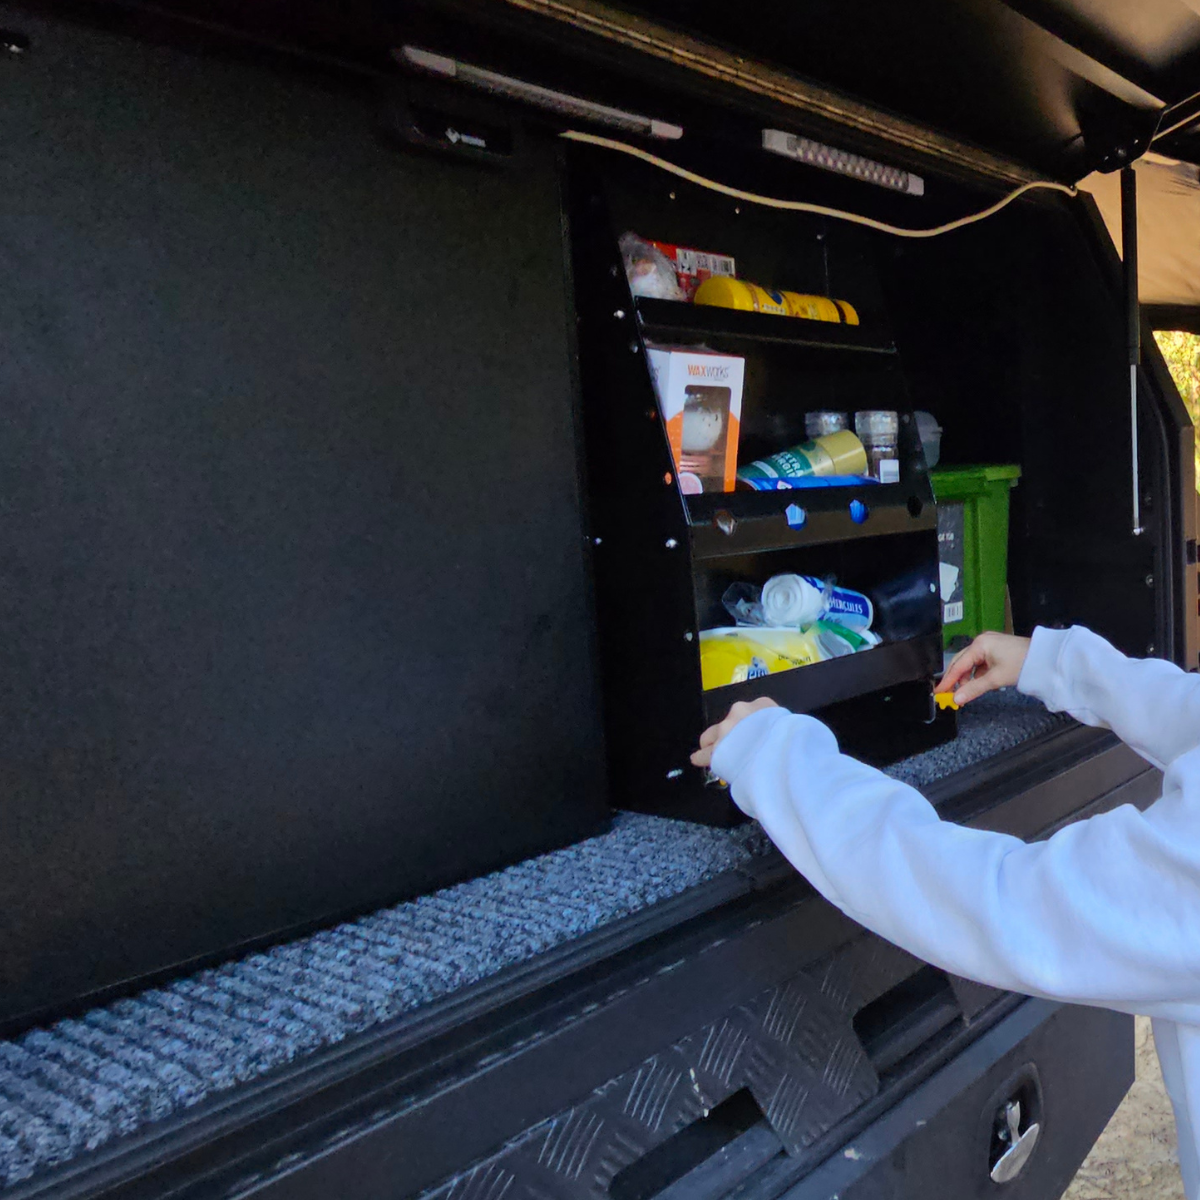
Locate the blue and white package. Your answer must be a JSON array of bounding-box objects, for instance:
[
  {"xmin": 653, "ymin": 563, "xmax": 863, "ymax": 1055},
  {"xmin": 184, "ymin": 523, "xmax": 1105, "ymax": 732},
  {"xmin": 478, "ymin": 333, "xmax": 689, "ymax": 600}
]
[{"xmin": 803, "ymin": 575, "xmax": 874, "ymax": 632}]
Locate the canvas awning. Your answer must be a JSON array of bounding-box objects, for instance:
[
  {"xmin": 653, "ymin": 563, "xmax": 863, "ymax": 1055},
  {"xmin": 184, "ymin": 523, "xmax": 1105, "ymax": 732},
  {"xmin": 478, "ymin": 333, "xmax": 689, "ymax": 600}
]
[{"xmin": 1081, "ymin": 154, "xmax": 1200, "ymax": 324}]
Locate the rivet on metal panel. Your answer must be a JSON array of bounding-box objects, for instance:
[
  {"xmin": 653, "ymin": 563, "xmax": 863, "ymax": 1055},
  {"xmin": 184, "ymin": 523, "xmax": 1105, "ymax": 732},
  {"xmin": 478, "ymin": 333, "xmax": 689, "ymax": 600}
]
[
  {"xmin": 665, "ymin": 538, "xmax": 678, "ymax": 549},
  {"xmin": 1146, "ymin": 574, "xmax": 1155, "ymax": 587},
  {"xmin": 684, "ymin": 631, "xmax": 694, "ymax": 642},
  {"xmin": 630, "ymin": 341, "xmax": 640, "ymax": 354},
  {"xmin": 614, "ymin": 309, "xmax": 626, "ymax": 320},
  {"xmin": 664, "ymin": 472, "xmax": 674, "ymax": 486},
  {"xmin": 715, "ymin": 509, "xmax": 737, "ymax": 536},
  {"xmin": 666, "ymin": 768, "xmax": 684, "ymax": 779}
]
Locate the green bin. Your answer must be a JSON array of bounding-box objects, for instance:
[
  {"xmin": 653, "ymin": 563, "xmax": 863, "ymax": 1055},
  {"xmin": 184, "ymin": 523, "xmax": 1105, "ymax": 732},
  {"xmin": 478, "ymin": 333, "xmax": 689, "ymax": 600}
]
[{"xmin": 930, "ymin": 465, "xmax": 1021, "ymax": 650}]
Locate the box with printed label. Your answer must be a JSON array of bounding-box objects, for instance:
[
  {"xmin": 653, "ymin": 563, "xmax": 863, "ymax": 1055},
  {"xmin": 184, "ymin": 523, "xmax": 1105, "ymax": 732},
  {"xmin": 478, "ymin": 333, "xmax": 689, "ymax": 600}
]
[
  {"xmin": 646, "ymin": 347, "xmax": 744, "ymax": 493},
  {"xmin": 650, "ymin": 241, "xmax": 737, "ymax": 301}
]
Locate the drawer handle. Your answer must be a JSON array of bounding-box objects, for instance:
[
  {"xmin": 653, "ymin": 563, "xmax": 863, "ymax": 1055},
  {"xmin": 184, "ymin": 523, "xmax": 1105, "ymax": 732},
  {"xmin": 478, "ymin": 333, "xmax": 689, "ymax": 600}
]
[{"xmin": 990, "ymin": 1098, "xmax": 1042, "ymax": 1183}]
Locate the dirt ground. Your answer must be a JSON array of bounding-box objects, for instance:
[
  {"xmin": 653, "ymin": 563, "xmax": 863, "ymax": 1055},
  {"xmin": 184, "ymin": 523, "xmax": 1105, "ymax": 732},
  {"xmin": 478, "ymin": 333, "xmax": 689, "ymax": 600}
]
[{"xmin": 1062, "ymin": 1017, "xmax": 1184, "ymax": 1200}]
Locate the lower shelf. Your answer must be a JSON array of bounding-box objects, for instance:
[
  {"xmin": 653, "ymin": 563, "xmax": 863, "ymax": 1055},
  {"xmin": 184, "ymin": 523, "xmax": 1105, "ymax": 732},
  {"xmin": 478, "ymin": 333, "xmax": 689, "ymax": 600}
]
[{"xmin": 701, "ymin": 634, "xmax": 943, "ymax": 724}]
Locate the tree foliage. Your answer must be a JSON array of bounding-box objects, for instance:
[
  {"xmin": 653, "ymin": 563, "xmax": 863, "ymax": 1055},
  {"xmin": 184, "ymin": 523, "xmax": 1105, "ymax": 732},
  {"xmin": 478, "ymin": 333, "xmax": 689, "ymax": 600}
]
[{"xmin": 1153, "ymin": 330, "xmax": 1200, "ymax": 490}]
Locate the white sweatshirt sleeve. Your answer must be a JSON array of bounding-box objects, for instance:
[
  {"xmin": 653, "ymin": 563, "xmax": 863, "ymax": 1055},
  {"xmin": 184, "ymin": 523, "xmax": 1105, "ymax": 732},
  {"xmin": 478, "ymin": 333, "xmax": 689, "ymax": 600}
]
[
  {"xmin": 711, "ymin": 673, "xmax": 1200, "ymax": 1023},
  {"xmin": 1017, "ymin": 624, "xmax": 1200, "ymax": 770}
]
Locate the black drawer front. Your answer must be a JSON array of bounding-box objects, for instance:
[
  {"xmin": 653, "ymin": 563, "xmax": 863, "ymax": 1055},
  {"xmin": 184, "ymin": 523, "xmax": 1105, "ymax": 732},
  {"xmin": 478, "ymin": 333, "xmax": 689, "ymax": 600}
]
[{"xmin": 781, "ymin": 1000, "xmax": 1132, "ymax": 1200}]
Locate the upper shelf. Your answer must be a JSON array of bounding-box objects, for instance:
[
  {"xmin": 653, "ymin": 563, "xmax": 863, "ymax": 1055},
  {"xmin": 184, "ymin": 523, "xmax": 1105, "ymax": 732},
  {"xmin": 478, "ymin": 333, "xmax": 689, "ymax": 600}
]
[{"xmin": 636, "ymin": 298, "xmax": 897, "ymax": 354}]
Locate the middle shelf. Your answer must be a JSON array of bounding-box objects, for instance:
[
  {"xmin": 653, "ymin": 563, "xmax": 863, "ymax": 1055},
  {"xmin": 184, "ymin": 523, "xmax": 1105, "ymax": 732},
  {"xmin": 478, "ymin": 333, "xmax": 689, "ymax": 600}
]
[{"xmin": 686, "ymin": 484, "xmax": 937, "ymax": 559}]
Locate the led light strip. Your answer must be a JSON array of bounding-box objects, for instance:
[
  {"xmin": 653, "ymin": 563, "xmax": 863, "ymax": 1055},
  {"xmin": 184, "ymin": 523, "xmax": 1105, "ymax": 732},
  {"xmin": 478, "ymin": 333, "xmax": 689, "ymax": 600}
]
[
  {"xmin": 763, "ymin": 130, "xmax": 924, "ymax": 195},
  {"xmin": 397, "ymin": 46, "xmax": 683, "ymax": 140}
]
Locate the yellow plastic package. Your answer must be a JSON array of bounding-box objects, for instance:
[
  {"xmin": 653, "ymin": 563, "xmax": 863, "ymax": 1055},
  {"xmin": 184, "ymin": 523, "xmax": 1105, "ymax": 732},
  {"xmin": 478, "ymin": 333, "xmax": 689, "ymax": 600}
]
[
  {"xmin": 699, "ymin": 627, "xmax": 828, "ymax": 691},
  {"xmin": 694, "ymin": 277, "xmax": 860, "ymax": 324}
]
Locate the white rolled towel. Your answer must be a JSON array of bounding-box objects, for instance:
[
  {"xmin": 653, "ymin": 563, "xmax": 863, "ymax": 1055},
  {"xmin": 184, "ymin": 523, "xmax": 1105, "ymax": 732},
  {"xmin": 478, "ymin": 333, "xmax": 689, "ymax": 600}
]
[{"xmin": 761, "ymin": 574, "xmax": 825, "ymax": 627}]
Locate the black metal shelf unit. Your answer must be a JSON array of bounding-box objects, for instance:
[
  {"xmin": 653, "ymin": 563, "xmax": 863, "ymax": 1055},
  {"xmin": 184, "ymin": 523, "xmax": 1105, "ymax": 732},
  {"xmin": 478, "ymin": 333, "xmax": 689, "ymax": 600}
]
[{"xmin": 568, "ymin": 156, "xmax": 953, "ymax": 824}]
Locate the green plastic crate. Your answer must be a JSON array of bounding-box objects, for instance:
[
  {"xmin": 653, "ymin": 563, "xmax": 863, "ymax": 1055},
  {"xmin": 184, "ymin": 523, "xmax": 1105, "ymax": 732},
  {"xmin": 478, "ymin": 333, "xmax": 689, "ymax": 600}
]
[{"xmin": 930, "ymin": 465, "xmax": 1021, "ymax": 650}]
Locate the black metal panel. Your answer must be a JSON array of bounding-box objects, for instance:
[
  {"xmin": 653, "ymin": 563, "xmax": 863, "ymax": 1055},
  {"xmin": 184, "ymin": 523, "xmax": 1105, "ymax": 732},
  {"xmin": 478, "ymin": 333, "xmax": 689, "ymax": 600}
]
[
  {"xmin": 776, "ymin": 1001, "xmax": 1132, "ymax": 1200},
  {"xmin": 0, "ymin": 6, "xmax": 609, "ymax": 1032},
  {"xmin": 408, "ymin": 954, "xmax": 894, "ymax": 1200},
  {"xmin": 875, "ymin": 192, "xmax": 1183, "ymax": 662}
]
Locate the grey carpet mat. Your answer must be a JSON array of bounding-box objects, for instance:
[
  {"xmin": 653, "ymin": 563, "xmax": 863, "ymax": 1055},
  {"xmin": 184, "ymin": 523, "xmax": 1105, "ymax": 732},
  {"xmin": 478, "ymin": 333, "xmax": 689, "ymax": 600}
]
[
  {"xmin": 887, "ymin": 687, "xmax": 1072, "ymax": 789},
  {"xmin": 0, "ymin": 691, "xmax": 1073, "ymax": 1188}
]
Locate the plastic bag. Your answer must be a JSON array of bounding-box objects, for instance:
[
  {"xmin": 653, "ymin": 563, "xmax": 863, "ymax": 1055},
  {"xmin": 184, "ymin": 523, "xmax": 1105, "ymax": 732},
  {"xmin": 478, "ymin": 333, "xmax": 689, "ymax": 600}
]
[
  {"xmin": 619, "ymin": 232, "xmax": 684, "ymax": 301},
  {"xmin": 699, "ymin": 627, "xmax": 828, "ymax": 690}
]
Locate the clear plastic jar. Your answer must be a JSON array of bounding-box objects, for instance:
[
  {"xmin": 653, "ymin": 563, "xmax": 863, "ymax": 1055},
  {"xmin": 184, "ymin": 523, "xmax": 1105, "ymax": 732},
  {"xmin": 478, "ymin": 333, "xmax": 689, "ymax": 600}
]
[
  {"xmin": 855, "ymin": 410, "xmax": 900, "ymax": 482},
  {"xmin": 804, "ymin": 411, "xmax": 849, "ymax": 439}
]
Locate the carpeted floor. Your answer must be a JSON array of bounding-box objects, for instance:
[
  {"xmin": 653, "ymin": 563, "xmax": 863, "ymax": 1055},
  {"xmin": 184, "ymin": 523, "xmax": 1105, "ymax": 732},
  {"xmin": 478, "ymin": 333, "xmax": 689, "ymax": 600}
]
[
  {"xmin": 0, "ymin": 691, "xmax": 1073, "ymax": 1189},
  {"xmin": 887, "ymin": 687, "xmax": 1072, "ymax": 789}
]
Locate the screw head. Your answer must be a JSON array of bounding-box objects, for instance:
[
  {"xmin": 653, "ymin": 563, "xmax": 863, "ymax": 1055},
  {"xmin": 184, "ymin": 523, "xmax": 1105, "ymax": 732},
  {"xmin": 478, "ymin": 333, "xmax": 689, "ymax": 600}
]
[
  {"xmin": 665, "ymin": 538, "xmax": 678, "ymax": 549},
  {"xmin": 684, "ymin": 631, "xmax": 694, "ymax": 642},
  {"xmin": 614, "ymin": 309, "xmax": 626, "ymax": 320},
  {"xmin": 1146, "ymin": 574, "xmax": 1155, "ymax": 587}
]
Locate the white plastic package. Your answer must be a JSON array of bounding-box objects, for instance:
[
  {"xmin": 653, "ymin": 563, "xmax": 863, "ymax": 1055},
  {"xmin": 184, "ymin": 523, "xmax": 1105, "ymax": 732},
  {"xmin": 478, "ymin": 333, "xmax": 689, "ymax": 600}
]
[{"xmin": 619, "ymin": 232, "xmax": 684, "ymax": 301}]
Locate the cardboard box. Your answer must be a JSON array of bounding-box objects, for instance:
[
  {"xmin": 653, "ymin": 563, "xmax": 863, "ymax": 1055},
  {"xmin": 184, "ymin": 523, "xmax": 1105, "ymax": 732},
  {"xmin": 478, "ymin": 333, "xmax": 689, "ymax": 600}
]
[
  {"xmin": 646, "ymin": 347, "xmax": 744, "ymax": 493},
  {"xmin": 650, "ymin": 241, "xmax": 736, "ymax": 301}
]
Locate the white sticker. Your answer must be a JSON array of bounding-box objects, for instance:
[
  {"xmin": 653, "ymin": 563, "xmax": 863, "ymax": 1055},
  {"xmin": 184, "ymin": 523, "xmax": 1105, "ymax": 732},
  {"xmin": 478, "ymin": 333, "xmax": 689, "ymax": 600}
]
[
  {"xmin": 879, "ymin": 459, "xmax": 900, "ymax": 484},
  {"xmin": 944, "ymin": 601, "xmax": 964, "ymax": 624}
]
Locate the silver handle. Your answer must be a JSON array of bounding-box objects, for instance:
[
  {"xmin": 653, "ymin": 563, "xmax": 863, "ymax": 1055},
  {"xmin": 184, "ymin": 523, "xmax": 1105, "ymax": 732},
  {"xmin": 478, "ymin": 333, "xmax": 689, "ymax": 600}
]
[{"xmin": 990, "ymin": 1099, "xmax": 1042, "ymax": 1184}]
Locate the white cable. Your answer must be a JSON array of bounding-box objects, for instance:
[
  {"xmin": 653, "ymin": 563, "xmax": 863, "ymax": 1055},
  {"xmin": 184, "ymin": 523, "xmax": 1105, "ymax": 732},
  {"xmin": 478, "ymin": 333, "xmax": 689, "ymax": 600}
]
[{"xmin": 561, "ymin": 130, "xmax": 1077, "ymax": 238}]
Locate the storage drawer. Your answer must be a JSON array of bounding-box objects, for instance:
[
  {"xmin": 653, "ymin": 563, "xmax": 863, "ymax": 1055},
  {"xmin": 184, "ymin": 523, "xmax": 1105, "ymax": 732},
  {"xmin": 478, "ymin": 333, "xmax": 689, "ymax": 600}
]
[{"xmin": 775, "ymin": 1000, "xmax": 1132, "ymax": 1200}]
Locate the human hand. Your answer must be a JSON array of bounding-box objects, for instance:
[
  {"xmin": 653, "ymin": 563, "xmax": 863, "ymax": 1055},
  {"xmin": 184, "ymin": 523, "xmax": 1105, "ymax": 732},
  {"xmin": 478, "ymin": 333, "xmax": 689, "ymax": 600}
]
[
  {"xmin": 939, "ymin": 632, "xmax": 1032, "ymax": 705},
  {"xmin": 691, "ymin": 697, "xmax": 779, "ymax": 769}
]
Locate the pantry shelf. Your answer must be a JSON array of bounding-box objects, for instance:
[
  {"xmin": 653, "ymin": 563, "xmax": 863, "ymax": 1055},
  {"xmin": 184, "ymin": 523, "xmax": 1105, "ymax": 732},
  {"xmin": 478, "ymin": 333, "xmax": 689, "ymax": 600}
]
[
  {"xmin": 687, "ymin": 486, "xmax": 937, "ymax": 558},
  {"xmin": 636, "ymin": 298, "xmax": 898, "ymax": 354},
  {"xmin": 701, "ymin": 633, "xmax": 944, "ymax": 724}
]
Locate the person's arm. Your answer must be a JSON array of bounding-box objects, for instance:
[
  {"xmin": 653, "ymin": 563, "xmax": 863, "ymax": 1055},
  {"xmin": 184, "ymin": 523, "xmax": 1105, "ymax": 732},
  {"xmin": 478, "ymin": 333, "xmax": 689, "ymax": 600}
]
[
  {"xmin": 1016, "ymin": 626, "xmax": 1200, "ymax": 769},
  {"xmin": 703, "ymin": 705, "xmax": 1200, "ymax": 1023},
  {"xmin": 944, "ymin": 626, "xmax": 1200, "ymax": 771}
]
